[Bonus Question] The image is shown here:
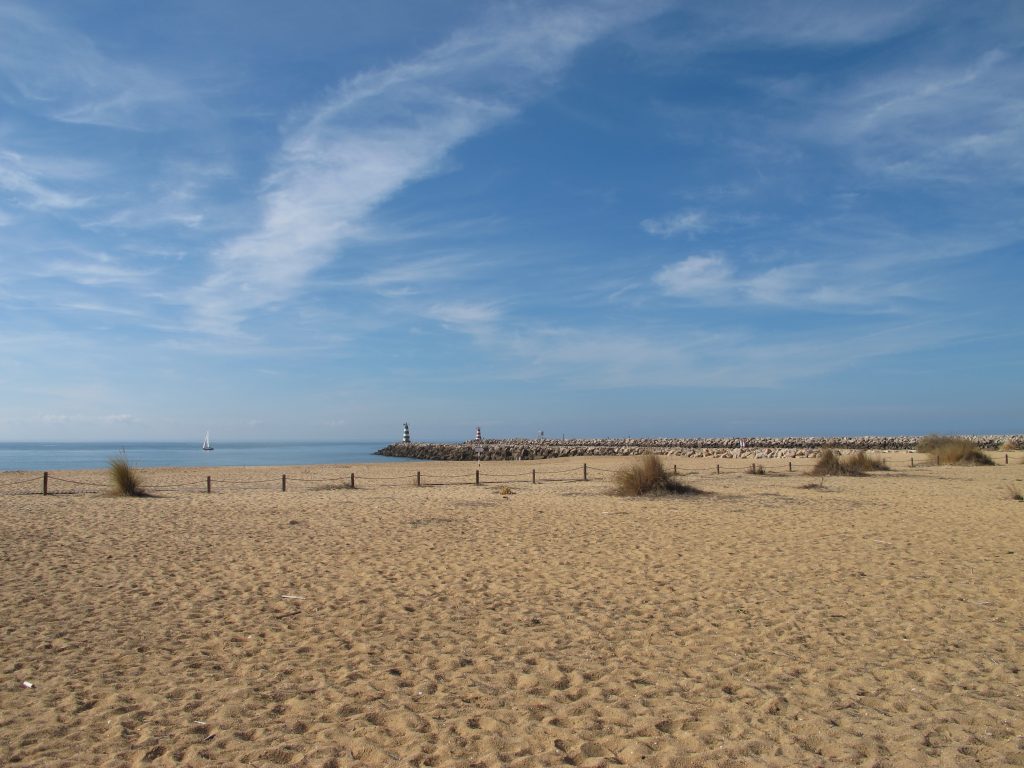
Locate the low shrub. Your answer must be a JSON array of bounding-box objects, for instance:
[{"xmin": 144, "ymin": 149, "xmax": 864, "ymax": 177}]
[
  {"xmin": 918, "ymin": 435, "xmax": 994, "ymax": 466},
  {"xmin": 613, "ymin": 454, "xmax": 701, "ymax": 497},
  {"xmin": 809, "ymin": 449, "xmax": 864, "ymax": 477},
  {"xmin": 108, "ymin": 454, "xmax": 148, "ymax": 497},
  {"xmin": 842, "ymin": 450, "xmax": 889, "ymax": 472},
  {"xmin": 746, "ymin": 464, "xmax": 766, "ymax": 475}
]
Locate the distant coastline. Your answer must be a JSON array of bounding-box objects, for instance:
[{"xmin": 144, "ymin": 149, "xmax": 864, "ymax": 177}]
[
  {"xmin": 0, "ymin": 441, "xmax": 407, "ymax": 472},
  {"xmin": 377, "ymin": 434, "xmax": 1023, "ymax": 461}
]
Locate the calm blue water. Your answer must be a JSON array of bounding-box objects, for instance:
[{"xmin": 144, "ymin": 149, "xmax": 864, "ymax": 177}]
[{"xmin": 0, "ymin": 441, "xmax": 409, "ymax": 471}]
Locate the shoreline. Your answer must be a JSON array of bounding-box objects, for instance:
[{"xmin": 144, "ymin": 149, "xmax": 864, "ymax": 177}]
[{"xmin": 0, "ymin": 440, "xmax": 409, "ymax": 473}]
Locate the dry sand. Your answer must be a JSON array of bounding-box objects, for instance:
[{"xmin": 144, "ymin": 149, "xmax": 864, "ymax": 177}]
[{"xmin": 1, "ymin": 455, "xmax": 1022, "ymax": 767}]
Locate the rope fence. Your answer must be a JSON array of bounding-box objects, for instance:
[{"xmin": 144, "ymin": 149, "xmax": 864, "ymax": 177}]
[{"xmin": 0, "ymin": 452, "xmax": 1015, "ymax": 498}]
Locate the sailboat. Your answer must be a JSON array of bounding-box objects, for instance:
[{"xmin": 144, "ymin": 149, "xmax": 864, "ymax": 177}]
[{"xmin": 202, "ymin": 431, "xmax": 214, "ymax": 451}]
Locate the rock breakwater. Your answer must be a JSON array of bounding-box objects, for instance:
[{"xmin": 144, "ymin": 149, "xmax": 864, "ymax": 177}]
[{"xmin": 377, "ymin": 435, "xmax": 1022, "ymax": 461}]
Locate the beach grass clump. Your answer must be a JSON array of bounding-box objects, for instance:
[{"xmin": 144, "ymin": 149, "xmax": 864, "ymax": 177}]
[
  {"xmin": 999, "ymin": 438, "xmax": 1021, "ymax": 451},
  {"xmin": 746, "ymin": 464, "xmax": 766, "ymax": 475},
  {"xmin": 612, "ymin": 454, "xmax": 700, "ymax": 497},
  {"xmin": 917, "ymin": 435, "xmax": 994, "ymax": 466},
  {"xmin": 809, "ymin": 449, "xmax": 864, "ymax": 477},
  {"xmin": 810, "ymin": 449, "xmax": 888, "ymax": 475},
  {"xmin": 108, "ymin": 453, "xmax": 148, "ymax": 497},
  {"xmin": 1010, "ymin": 485, "xmax": 1023, "ymax": 502},
  {"xmin": 842, "ymin": 450, "xmax": 889, "ymax": 473}
]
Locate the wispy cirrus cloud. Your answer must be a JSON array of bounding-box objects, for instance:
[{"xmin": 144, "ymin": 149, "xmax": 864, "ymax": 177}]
[
  {"xmin": 692, "ymin": 0, "xmax": 928, "ymax": 47},
  {"xmin": 815, "ymin": 47, "xmax": 1024, "ymax": 180},
  {"xmin": 189, "ymin": 1, "xmax": 666, "ymax": 334},
  {"xmin": 0, "ymin": 2, "xmax": 188, "ymax": 128},
  {"xmin": 0, "ymin": 149, "xmax": 93, "ymax": 210},
  {"xmin": 348, "ymin": 255, "xmax": 470, "ymax": 297},
  {"xmin": 35, "ymin": 252, "xmax": 149, "ymax": 287},
  {"xmin": 424, "ymin": 302, "xmax": 501, "ymax": 331},
  {"xmin": 640, "ymin": 210, "xmax": 707, "ymax": 237},
  {"xmin": 654, "ymin": 253, "xmax": 915, "ymax": 309},
  {"xmin": 435, "ymin": 311, "xmax": 968, "ymax": 389},
  {"xmin": 628, "ymin": 0, "xmax": 930, "ymax": 64}
]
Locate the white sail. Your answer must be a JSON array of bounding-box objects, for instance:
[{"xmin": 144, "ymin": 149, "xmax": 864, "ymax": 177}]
[{"xmin": 202, "ymin": 431, "xmax": 213, "ymax": 451}]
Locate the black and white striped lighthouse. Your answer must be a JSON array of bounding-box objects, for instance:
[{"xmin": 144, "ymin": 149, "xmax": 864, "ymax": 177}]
[{"xmin": 403, "ymin": 422, "xmax": 410, "ymax": 443}]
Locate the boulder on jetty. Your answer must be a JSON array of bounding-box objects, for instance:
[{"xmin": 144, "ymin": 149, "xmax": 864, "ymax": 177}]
[{"xmin": 375, "ymin": 435, "xmax": 1022, "ymax": 461}]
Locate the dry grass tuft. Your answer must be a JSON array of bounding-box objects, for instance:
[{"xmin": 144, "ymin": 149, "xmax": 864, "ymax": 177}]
[
  {"xmin": 108, "ymin": 454, "xmax": 148, "ymax": 497},
  {"xmin": 809, "ymin": 449, "xmax": 864, "ymax": 477},
  {"xmin": 746, "ymin": 464, "xmax": 766, "ymax": 475},
  {"xmin": 613, "ymin": 454, "xmax": 701, "ymax": 497},
  {"xmin": 917, "ymin": 435, "xmax": 994, "ymax": 466},
  {"xmin": 999, "ymin": 438, "xmax": 1021, "ymax": 451},
  {"xmin": 1010, "ymin": 486, "xmax": 1023, "ymax": 502},
  {"xmin": 810, "ymin": 449, "xmax": 891, "ymax": 476},
  {"xmin": 842, "ymin": 450, "xmax": 889, "ymax": 473}
]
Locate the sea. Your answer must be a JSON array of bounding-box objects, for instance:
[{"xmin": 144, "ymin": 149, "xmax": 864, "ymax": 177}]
[{"xmin": 0, "ymin": 441, "xmax": 411, "ymax": 472}]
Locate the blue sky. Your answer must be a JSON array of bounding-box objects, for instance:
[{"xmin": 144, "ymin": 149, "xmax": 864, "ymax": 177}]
[{"xmin": 1, "ymin": 0, "xmax": 1022, "ymax": 442}]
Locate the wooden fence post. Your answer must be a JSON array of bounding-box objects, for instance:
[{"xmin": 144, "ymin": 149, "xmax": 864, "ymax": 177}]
[
  {"xmin": 281, "ymin": 474, "xmax": 286, "ymax": 492},
  {"xmin": 716, "ymin": 464, "xmax": 720, "ymax": 474},
  {"xmin": 1006, "ymin": 453, "xmax": 1010, "ymax": 464},
  {"xmin": 532, "ymin": 469, "xmax": 536, "ymax": 484},
  {"xmin": 206, "ymin": 476, "xmax": 211, "ymax": 494},
  {"xmin": 583, "ymin": 464, "xmax": 588, "ymax": 481},
  {"xmin": 475, "ymin": 470, "xmax": 480, "ymax": 486},
  {"xmin": 43, "ymin": 471, "xmax": 48, "ymax": 496},
  {"xmin": 416, "ymin": 471, "xmax": 421, "ymax": 487},
  {"xmin": 788, "ymin": 461, "xmax": 793, "ymax": 472},
  {"xmin": 910, "ymin": 456, "xmax": 914, "ymax": 467},
  {"xmin": 350, "ymin": 472, "xmax": 355, "ymax": 489}
]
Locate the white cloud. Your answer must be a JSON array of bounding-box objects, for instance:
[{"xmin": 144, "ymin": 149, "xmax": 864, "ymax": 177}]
[
  {"xmin": 105, "ymin": 413, "xmax": 137, "ymax": 424},
  {"xmin": 41, "ymin": 413, "xmax": 72, "ymax": 424},
  {"xmin": 0, "ymin": 3, "xmax": 188, "ymax": 128},
  {"xmin": 57, "ymin": 301, "xmax": 143, "ymax": 317},
  {"xmin": 640, "ymin": 210, "xmax": 708, "ymax": 237},
  {"xmin": 425, "ymin": 302, "xmax": 500, "ymax": 329},
  {"xmin": 654, "ymin": 253, "xmax": 914, "ymax": 309},
  {"xmin": 697, "ymin": 0, "xmax": 927, "ymax": 47},
  {"xmin": 87, "ymin": 161, "xmax": 235, "ymax": 232},
  {"xmin": 653, "ymin": 253, "xmax": 735, "ymax": 299},
  {"xmin": 0, "ymin": 150, "xmax": 92, "ymax": 210},
  {"xmin": 350, "ymin": 255, "xmax": 468, "ymax": 296},
  {"xmin": 743, "ymin": 263, "xmax": 817, "ymax": 305},
  {"xmin": 629, "ymin": 0, "xmax": 930, "ymax": 64},
  {"xmin": 189, "ymin": 1, "xmax": 665, "ymax": 334},
  {"xmin": 462, "ymin": 312, "xmax": 967, "ymax": 389},
  {"xmin": 812, "ymin": 48, "xmax": 1024, "ymax": 180},
  {"xmin": 36, "ymin": 252, "xmax": 148, "ymax": 286}
]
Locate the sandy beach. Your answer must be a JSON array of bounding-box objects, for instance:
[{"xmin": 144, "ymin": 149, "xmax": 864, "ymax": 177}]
[{"xmin": 1, "ymin": 454, "xmax": 1022, "ymax": 767}]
